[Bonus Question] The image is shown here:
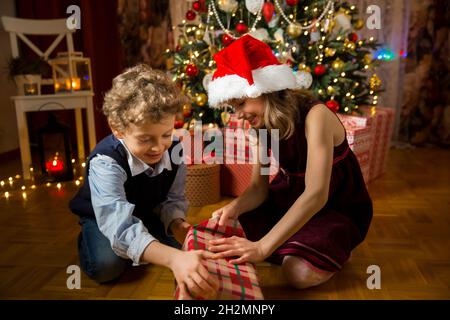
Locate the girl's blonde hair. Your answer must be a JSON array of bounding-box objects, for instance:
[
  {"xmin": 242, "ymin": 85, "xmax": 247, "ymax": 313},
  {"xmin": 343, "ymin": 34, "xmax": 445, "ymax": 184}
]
[
  {"xmin": 103, "ymin": 64, "xmax": 188, "ymax": 131},
  {"xmin": 262, "ymin": 89, "xmax": 316, "ymax": 139}
]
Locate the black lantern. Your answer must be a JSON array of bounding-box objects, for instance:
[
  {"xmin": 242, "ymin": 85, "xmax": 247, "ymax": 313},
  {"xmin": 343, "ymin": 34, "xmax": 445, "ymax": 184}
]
[{"xmin": 37, "ymin": 114, "xmax": 74, "ymax": 182}]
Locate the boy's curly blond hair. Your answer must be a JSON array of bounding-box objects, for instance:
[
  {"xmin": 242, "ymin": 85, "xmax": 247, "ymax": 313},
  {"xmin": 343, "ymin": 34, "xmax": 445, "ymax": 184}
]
[{"xmin": 103, "ymin": 64, "xmax": 188, "ymax": 131}]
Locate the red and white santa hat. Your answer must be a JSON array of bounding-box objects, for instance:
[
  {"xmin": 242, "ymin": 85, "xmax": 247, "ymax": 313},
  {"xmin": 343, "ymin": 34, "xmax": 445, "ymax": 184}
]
[{"xmin": 207, "ymin": 34, "xmax": 300, "ymax": 107}]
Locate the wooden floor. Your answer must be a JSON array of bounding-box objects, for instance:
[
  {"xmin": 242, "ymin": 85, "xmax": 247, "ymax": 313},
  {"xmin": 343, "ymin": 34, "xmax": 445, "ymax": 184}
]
[{"xmin": 0, "ymin": 147, "xmax": 449, "ymax": 300}]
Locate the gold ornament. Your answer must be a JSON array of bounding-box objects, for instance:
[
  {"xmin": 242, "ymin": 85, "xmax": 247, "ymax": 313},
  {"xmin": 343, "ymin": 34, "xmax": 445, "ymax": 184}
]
[
  {"xmin": 221, "ymin": 111, "xmax": 231, "ymax": 126},
  {"xmin": 217, "ymin": 0, "xmax": 238, "ymax": 13},
  {"xmin": 178, "ymin": 36, "xmax": 187, "ymax": 46},
  {"xmin": 369, "ymin": 74, "xmax": 382, "ymax": 91},
  {"xmin": 332, "ymin": 58, "xmax": 344, "ymax": 70},
  {"xmin": 345, "ymin": 39, "xmax": 356, "ymax": 51},
  {"xmin": 363, "ymin": 54, "xmax": 373, "ymax": 65},
  {"xmin": 327, "ymin": 86, "xmax": 335, "ymax": 94},
  {"xmin": 195, "ymin": 93, "xmax": 208, "ymax": 106},
  {"xmin": 287, "ymin": 23, "xmax": 302, "ymax": 38},
  {"xmin": 354, "ymin": 19, "xmax": 364, "ymax": 30},
  {"xmin": 195, "ymin": 28, "xmax": 205, "ymax": 40},
  {"xmin": 324, "ymin": 47, "xmax": 336, "ymax": 57},
  {"xmin": 297, "ymin": 64, "xmax": 311, "ymax": 73}
]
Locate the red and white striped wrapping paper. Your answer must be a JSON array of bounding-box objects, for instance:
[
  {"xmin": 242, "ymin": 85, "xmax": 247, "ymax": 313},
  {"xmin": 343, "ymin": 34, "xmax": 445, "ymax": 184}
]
[
  {"xmin": 174, "ymin": 217, "xmax": 264, "ymax": 300},
  {"xmin": 338, "ymin": 106, "xmax": 396, "ymax": 181}
]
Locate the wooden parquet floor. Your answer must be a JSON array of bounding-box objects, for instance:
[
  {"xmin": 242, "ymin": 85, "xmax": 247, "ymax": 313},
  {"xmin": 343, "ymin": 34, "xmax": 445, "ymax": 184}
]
[{"xmin": 0, "ymin": 147, "xmax": 449, "ymax": 299}]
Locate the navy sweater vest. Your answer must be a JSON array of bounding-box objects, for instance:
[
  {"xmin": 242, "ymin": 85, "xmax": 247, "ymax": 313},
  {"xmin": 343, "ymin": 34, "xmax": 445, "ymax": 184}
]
[{"xmin": 69, "ymin": 134, "xmax": 179, "ymax": 239}]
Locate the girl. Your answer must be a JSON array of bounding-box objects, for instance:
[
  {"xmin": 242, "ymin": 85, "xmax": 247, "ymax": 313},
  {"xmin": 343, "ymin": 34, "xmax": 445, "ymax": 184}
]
[{"xmin": 207, "ymin": 35, "xmax": 373, "ymax": 289}]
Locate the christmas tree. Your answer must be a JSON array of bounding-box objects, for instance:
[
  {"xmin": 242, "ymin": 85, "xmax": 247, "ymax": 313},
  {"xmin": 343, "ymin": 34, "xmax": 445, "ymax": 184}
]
[{"xmin": 166, "ymin": 0, "xmax": 383, "ymax": 128}]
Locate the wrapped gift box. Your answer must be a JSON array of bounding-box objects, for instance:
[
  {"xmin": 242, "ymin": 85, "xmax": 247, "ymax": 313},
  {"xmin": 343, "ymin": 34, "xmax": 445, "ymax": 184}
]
[
  {"xmin": 336, "ymin": 118, "xmax": 373, "ymax": 184},
  {"xmin": 185, "ymin": 164, "xmax": 221, "ymax": 206},
  {"xmin": 338, "ymin": 106, "xmax": 396, "ymax": 181},
  {"xmin": 174, "ymin": 217, "xmax": 264, "ymax": 300},
  {"xmin": 223, "ymin": 115, "xmax": 253, "ymax": 163}
]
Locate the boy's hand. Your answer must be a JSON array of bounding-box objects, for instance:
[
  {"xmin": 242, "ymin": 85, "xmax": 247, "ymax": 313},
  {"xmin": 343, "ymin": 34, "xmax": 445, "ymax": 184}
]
[
  {"xmin": 211, "ymin": 202, "xmax": 240, "ymax": 226},
  {"xmin": 170, "ymin": 218, "xmax": 191, "ymax": 245},
  {"xmin": 170, "ymin": 250, "xmax": 219, "ymax": 300}
]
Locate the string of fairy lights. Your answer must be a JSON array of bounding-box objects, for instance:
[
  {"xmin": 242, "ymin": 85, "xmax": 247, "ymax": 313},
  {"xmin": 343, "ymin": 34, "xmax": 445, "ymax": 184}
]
[{"xmin": 1, "ymin": 159, "xmax": 85, "ymax": 202}]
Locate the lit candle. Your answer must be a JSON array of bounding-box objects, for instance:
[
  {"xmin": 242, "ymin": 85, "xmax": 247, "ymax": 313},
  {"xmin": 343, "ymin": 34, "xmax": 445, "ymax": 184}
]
[
  {"xmin": 46, "ymin": 156, "xmax": 65, "ymax": 174},
  {"xmin": 56, "ymin": 183, "xmax": 62, "ymax": 190},
  {"xmin": 22, "ymin": 192, "xmax": 27, "ymax": 200},
  {"xmin": 4, "ymin": 192, "xmax": 9, "ymax": 199},
  {"xmin": 65, "ymin": 78, "xmax": 81, "ymax": 91}
]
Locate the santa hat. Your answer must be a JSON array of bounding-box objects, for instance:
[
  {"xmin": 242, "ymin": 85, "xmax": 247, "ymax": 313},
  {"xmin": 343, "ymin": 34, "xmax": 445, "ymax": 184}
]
[{"xmin": 207, "ymin": 34, "xmax": 300, "ymax": 108}]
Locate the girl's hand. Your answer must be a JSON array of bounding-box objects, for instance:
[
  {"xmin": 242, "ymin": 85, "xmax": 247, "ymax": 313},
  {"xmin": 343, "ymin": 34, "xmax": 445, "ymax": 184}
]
[
  {"xmin": 208, "ymin": 236, "xmax": 266, "ymax": 264},
  {"xmin": 170, "ymin": 250, "xmax": 219, "ymax": 300},
  {"xmin": 211, "ymin": 202, "xmax": 240, "ymax": 226}
]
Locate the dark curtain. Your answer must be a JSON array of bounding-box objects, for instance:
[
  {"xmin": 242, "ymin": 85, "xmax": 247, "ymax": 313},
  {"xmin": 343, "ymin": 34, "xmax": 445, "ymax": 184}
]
[
  {"xmin": 16, "ymin": 0, "xmax": 124, "ymax": 140},
  {"xmin": 399, "ymin": 0, "xmax": 450, "ymax": 146}
]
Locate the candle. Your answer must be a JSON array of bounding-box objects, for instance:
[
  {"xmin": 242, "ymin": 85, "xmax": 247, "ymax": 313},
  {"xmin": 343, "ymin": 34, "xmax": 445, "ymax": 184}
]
[
  {"xmin": 46, "ymin": 157, "xmax": 65, "ymax": 173},
  {"xmin": 65, "ymin": 78, "xmax": 81, "ymax": 91}
]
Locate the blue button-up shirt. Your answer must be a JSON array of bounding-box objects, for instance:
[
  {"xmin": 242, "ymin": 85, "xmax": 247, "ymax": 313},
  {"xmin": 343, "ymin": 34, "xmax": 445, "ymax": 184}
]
[{"xmin": 88, "ymin": 139, "xmax": 188, "ymax": 266}]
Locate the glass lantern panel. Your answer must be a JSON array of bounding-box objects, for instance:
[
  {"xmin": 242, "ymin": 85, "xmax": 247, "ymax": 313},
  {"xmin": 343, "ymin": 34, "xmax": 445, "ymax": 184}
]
[{"xmin": 74, "ymin": 60, "xmax": 91, "ymax": 91}]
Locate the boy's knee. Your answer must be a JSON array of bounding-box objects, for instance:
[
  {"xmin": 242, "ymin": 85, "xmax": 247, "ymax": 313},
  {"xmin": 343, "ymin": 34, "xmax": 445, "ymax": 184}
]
[
  {"xmin": 86, "ymin": 255, "xmax": 127, "ymax": 283},
  {"xmin": 282, "ymin": 255, "xmax": 334, "ymax": 289}
]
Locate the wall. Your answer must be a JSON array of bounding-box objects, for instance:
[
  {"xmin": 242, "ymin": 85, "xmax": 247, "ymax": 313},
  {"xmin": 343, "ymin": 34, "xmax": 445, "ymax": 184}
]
[{"xmin": 0, "ymin": 0, "xmax": 19, "ymax": 154}]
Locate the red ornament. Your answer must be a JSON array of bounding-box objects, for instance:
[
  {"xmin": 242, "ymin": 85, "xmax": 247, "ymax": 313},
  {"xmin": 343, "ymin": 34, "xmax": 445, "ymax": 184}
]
[
  {"xmin": 348, "ymin": 32, "xmax": 358, "ymax": 42},
  {"xmin": 192, "ymin": 1, "xmax": 201, "ymax": 11},
  {"xmin": 186, "ymin": 10, "xmax": 196, "ymax": 21},
  {"xmin": 221, "ymin": 33, "xmax": 234, "ymax": 46},
  {"xmin": 186, "ymin": 64, "xmax": 199, "ymax": 77},
  {"xmin": 326, "ymin": 100, "xmax": 340, "ymax": 113},
  {"xmin": 175, "ymin": 45, "xmax": 181, "ymax": 52},
  {"xmin": 236, "ymin": 22, "xmax": 248, "ymax": 34},
  {"xmin": 314, "ymin": 64, "xmax": 327, "ymax": 76},
  {"xmin": 174, "ymin": 120, "xmax": 185, "ymax": 129},
  {"xmin": 262, "ymin": 2, "xmax": 275, "ymax": 23},
  {"xmin": 286, "ymin": 0, "xmax": 299, "ymax": 6}
]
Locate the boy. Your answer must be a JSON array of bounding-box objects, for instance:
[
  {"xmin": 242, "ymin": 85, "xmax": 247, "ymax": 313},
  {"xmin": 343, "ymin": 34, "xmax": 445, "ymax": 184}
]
[{"xmin": 69, "ymin": 64, "xmax": 218, "ymax": 298}]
